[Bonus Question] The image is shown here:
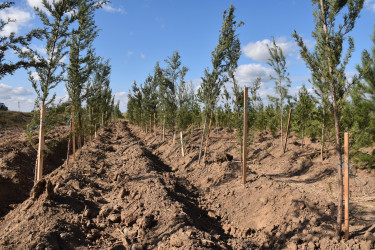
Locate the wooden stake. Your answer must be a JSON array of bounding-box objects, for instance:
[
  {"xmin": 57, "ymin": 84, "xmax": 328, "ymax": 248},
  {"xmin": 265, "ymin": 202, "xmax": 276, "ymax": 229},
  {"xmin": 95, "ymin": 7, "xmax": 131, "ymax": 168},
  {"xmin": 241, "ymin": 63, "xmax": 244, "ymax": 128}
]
[
  {"xmin": 344, "ymin": 132, "xmax": 349, "ymax": 240},
  {"xmin": 172, "ymin": 131, "xmax": 176, "ymax": 145},
  {"xmin": 198, "ymin": 117, "xmax": 207, "ymax": 164},
  {"xmin": 283, "ymin": 108, "xmax": 292, "ymax": 153},
  {"xmin": 150, "ymin": 114, "xmax": 152, "ymax": 132},
  {"xmin": 154, "ymin": 113, "xmax": 156, "ymax": 135},
  {"xmin": 89, "ymin": 107, "xmax": 92, "ymax": 142},
  {"xmin": 242, "ymin": 87, "xmax": 248, "ymax": 185},
  {"xmin": 102, "ymin": 112, "xmax": 104, "ymax": 127},
  {"xmin": 66, "ymin": 120, "xmax": 71, "ymax": 167},
  {"xmin": 95, "ymin": 124, "xmax": 97, "ymax": 138},
  {"xmin": 162, "ymin": 120, "xmax": 165, "ymax": 141},
  {"xmin": 180, "ymin": 131, "xmax": 185, "ymax": 157},
  {"xmin": 72, "ymin": 107, "xmax": 76, "ymax": 162},
  {"xmin": 36, "ymin": 104, "xmax": 46, "ymax": 182}
]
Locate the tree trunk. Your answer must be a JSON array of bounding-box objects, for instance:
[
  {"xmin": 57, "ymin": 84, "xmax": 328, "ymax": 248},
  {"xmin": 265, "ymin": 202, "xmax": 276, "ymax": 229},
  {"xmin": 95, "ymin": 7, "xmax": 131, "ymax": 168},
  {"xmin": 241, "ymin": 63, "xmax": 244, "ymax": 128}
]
[
  {"xmin": 321, "ymin": 113, "xmax": 325, "ymax": 161},
  {"xmin": 203, "ymin": 107, "xmax": 214, "ymax": 164},
  {"xmin": 331, "ymin": 83, "xmax": 344, "ymax": 238},
  {"xmin": 320, "ymin": 0, "xmax": 343, "ymax": 237},
  {"xmin": 280, "ymin": 99, "xmax": 283, "ymax": 150},
  {"xmin": 302, "ymin": 127, "xmax": 304, "ymax": 148},
  {"xmin": 72, "ymin": 107, "xmax": 76, "ymax": 162}
]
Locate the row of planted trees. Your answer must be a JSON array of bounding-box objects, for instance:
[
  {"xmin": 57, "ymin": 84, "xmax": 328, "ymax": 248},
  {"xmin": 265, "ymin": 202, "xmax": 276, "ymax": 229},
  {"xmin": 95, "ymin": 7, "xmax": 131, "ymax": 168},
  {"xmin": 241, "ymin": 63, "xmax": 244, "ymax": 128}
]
[
  {"xmin": 0, "ymin": 1, "xmax": 121, "ymax": 182},
  {"xmin": 127, "ymin": 1, "xmax": 375, "ymax": 238}
]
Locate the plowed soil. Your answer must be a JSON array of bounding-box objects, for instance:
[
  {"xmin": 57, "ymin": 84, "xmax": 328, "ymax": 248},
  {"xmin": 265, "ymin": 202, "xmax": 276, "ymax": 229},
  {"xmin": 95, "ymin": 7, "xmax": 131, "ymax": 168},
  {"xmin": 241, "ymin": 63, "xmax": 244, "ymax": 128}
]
[{"xmin": 0, "ymin": 120, "xmax": 374, "ymax": 249}]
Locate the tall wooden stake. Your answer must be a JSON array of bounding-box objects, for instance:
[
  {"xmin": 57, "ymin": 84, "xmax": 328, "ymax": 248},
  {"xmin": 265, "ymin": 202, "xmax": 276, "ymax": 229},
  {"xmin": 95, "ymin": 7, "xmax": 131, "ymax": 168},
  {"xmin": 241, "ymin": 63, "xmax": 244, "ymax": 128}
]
[
  {"xmin": 344, "ymin": 132, "xmax": 349, "ymax": 240},
  {"xmin": 172, "ymin": 131, "xmax": 176, "ymax": 145},
  {"xmin": 242, "ymin": 87, "xmax": 248, "ymax": 185},
  {"xmin": 180, "ymin": 131, "xmax": 185, "ymax": 157},
  {"xmin": 198, "ymin": 116, "xmax": 207, "ymax": 164},
  {"xmin": 66, "ymin": 119, "xmax": 71, "ymax": 167},
  {"xmin": 283, "ymin": 108, "xmax": 292, "ymax": 153},
  {"xmin": 150, "ymin": 114, "xmax": 152, "ymax": 132},
  {"xmin": 72, "ymin": 107, "xmax": 76, "ymax": 162},
  {"xmin": 154, "ymin": 113, "xmax": 156, "ymax": 135},
  {"xmin": 89, "ymin": 107, "xmax": 92, "ymax": 141},
  {"xmin": 36, "ymin": 104, "xmax": 46, "ymax": 182},
  {"xmin": 162, "ymin": 119, "xmax": 165, "ymax": 141},
  {"xmin": 101, "ymin": 112, "xmax": 104, "ymax": 127}
]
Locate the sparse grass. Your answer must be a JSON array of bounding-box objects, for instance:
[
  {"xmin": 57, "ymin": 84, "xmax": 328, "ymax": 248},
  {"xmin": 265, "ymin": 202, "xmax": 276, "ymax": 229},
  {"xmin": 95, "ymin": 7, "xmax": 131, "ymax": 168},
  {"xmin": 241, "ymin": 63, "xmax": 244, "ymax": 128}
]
[
  {"xmin": 327, "ymin": 181, "xmax": 333, "ymax": 194},
  {"xmin": 0, "ymin": 111, "xmax": 33, "ymax": 130}
]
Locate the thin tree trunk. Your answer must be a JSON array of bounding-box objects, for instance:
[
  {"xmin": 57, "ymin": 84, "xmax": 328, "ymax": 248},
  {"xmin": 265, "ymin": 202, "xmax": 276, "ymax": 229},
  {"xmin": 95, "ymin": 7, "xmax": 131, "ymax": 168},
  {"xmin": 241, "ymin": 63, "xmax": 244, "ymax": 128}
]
[
  {"xmin": 319, "ymin": 0, "xmax": 343, "ymax": 237},
  {"xmin": 203, "ymin": 107, "xmax": 214, "ymax": 164},
  {"xmin": 331, "ymin": 83, "xmax": 344, "ymax": 237},
  {"xmin": 321, "ymin": 113, "xmax": 325, "ymax": 161},
  {"xmin": 302, "ymin": 127, "xmax": 304, "ymax": 148},
  {"xmin": 280, "ymin": 100, "xmax": 283, "ymax": 151},
  {"xmin": 72, "ymin": 107, "xmax": 76, "ymax": 162}
]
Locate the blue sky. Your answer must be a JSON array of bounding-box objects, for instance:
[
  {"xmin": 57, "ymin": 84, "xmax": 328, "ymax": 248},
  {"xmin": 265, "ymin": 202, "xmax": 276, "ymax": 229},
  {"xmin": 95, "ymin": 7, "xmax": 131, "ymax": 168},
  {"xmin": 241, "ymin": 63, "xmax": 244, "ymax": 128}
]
[{"xmin": 1, "ymin": 0, "xmax": 375, "ymax": 112}]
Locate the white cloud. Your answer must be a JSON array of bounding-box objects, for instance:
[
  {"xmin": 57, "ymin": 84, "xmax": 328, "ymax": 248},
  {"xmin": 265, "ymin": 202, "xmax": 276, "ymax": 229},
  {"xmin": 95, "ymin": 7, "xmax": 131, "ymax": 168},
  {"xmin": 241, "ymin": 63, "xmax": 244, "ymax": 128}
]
[
  {"xmin": 27, "ymin": 0, "xmax": 74, "ymax": 16},
  {"xmin": 102, "ymin": 4, "xmax": 126, "ymax": 14},
  {"xmin": 0, "ymin": 96, "xmax": 35, "ymax": 112},
  {"xmin": 365, "ymin": 0, "xmax": 375, "ymax": 12},
  {"xmin": 242, "ymin": 37, "xmax": 297, "ymax": 62},
  {"xmin": 140, "ymin": 53, "xmax": 146, "ymax": 59},
  {"xmin": 235, "ymin": 63, "xmax": 273, "ymax": 86},
  {"xmin": 0, "ymin": 83, "xmax": 33, "ymax": 97},
  {"xmin": 0, "ymin": 83, "xmax": 34, "ymax": 111},
  {"xmin": 27, "ymin": 0, "xmax": 53, "ymax": 12},
  {"xmin": 0, "ymin": 7, "xmax": 32, "ymax": 36},
  {"xmin": 114, "ymin": 91, "xmax": 128, "ymax": 112},
  {"xmin": 127, "ymin": 50, "xmax": 134, "ymax": 56},
  {"xmin": 30, "ymin": 72, "xmax": 40, "ymax": 81}
]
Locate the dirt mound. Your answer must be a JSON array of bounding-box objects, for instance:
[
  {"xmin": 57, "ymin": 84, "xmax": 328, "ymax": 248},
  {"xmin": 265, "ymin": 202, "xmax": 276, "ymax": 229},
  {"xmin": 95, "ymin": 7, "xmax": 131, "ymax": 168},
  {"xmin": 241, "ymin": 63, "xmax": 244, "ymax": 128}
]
[
  {"xmin": 0, "ymin": 121, "xmax": 374, "ymax": 249},
  {"xmin": 132, "ymin": 124, "xmax": 375, "ymax": 249},
  {"xmin": 0, "ymin": 126, "xmax": 68, "ymax": 217}
]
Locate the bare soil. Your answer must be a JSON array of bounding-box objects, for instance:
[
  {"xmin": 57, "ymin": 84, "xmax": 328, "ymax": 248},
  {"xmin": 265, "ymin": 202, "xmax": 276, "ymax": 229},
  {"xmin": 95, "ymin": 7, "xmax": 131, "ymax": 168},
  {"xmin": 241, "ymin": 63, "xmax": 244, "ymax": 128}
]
[{"xmin": 0, "ymin": 120, "xmax": 374, "ymax": 249}]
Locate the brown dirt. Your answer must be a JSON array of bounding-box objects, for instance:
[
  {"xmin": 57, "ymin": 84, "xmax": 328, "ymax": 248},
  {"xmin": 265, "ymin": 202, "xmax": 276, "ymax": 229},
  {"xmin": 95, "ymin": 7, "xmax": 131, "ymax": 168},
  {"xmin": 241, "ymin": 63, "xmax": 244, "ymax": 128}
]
[
  {"xmin": 0, "ymin": 120, "xmax": 374, "ymax": 249},
  {"xmin": 0, "ymin": 126, "xmax": 69, "ymax": 217}
]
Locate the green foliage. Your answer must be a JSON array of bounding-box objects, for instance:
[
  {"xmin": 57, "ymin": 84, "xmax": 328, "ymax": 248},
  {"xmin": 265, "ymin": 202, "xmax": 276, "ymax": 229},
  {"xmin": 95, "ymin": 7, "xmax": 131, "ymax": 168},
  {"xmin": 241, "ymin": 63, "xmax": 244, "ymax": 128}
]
[
  {"xmin": 357, "ymin": 26, "xmax": 375, "ymax": 106},
  {"xmin": 267, "ymin": 37, "xmax": 291, "ymax": 142},
  {"xmin": 86, "ymin": 58, "xmax": 113, "ymax": 128},
  {"xmin": 292, "ymin": 84, "xmax": 316, "ymax": 139},
  {"xmin": 24, "ymin": 0, "xmax": 77, "ymax": 106},
  {"xmin": 0, "ymin": 2, "xmax": 43, "ymax": 79},
  {"xmin": 352, "ymin": 151, "xmax": 375, "ymax": 170}
]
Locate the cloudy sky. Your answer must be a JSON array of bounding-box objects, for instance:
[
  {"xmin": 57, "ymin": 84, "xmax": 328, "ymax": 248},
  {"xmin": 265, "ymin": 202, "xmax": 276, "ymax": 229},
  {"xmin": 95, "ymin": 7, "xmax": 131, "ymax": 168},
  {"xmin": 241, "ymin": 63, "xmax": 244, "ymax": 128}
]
[{"xmin": 1, "ymin": 0, "xmax": 375, "ymax": 111}]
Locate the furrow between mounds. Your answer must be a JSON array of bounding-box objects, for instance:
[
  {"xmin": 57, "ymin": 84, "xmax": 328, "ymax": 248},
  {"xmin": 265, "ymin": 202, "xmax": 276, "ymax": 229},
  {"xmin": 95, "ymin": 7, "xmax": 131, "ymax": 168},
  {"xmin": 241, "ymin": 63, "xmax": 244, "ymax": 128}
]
[{"xmin": 0, "ymin": 121, "xmax": 238, "ymax": 249}]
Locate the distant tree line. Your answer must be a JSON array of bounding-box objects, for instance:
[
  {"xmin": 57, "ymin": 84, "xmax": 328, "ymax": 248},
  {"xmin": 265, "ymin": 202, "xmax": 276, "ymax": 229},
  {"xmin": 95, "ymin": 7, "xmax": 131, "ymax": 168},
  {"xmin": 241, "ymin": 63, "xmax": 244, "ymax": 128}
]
[
  {"xmin": 127, "ymin": 2, "xmax": 374, "ymax": 172},
  {"xmin": 0, "ymin": 1, "xmax": 122, "ymax": 150}
]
